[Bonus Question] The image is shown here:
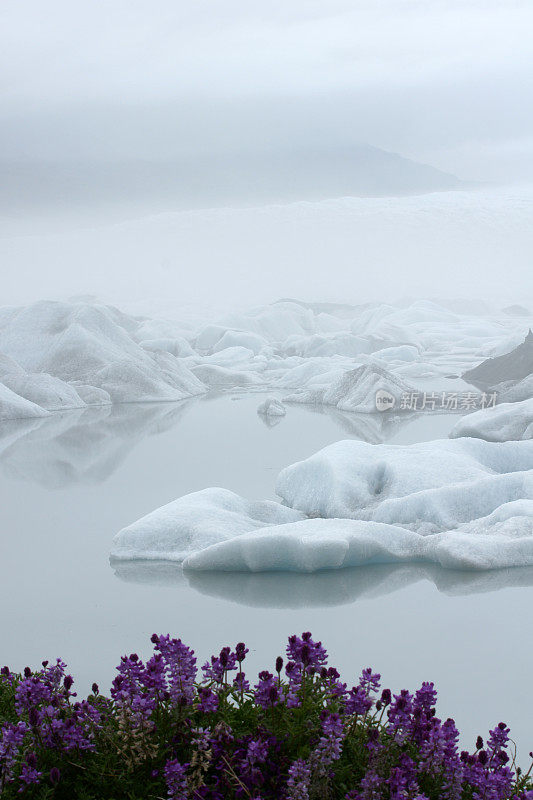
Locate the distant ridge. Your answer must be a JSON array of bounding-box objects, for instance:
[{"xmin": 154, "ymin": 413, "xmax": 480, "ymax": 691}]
[{"xmin": 0, "ymin": 145, "xmax": 466, "ymax": 216}]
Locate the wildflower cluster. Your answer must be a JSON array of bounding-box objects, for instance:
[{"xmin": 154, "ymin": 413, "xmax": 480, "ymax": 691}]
[{"xmin": 0, "ymin": 632, "xmax": 532, "ymax": 799}]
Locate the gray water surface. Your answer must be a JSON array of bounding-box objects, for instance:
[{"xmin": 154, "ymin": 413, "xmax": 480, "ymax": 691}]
[{"xmin": 1, "ymin": 394, "xmax": 532, "ymax": 757}]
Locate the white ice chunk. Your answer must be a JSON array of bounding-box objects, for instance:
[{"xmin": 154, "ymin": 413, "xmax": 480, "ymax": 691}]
[
  {"xmin": 183, "ymin": 500, "xmax": 533, "ymax": 573},
  {"xmin": 257, "ymin": 397, "xmax": 286, "ymax": 417},
  {"xmin": 213, "ymin": 330, "xmax": 269, "ymax": 355},
  {"xmin": 111, "ymin": 487, "xmax": 306, "ymax": 562},
  {"xmin": 0, "ymin": 382, "xmax": 49, "ymax": 420},
  {"xmin": 1, "ymin": 372, "xmax": 86, "ymax": 411},
  {"xmin": 0, "ymin": 300, "xmax": 207, "ymax": 409},
  {"xmin": 450, "ymin": 398, "xmax": 533, "ymax": 442},
  {"xmin": 191, "ymin": 364, "xmax": 264, "ymax": 388},
  {"xmin": 276, "ymin": 437, "xmax": 533, "ymax": 528}
]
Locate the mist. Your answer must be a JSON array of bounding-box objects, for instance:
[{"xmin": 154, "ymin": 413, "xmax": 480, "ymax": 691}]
[{"xmin": 1, "ymin": 0, "xmax": 532, "ymax": 312}]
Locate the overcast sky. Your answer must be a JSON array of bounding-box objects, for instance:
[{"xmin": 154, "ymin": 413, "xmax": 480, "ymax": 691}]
[{"xmin": 1, "ymin": 0, "xmax": 533, "ymax": 181}]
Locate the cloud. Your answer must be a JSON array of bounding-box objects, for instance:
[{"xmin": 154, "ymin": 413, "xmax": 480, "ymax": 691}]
[{"xmin": 0, "ymin": 1, "xmax": 532, "ymax": 175}]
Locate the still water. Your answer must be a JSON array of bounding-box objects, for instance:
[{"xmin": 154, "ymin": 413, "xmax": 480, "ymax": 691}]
[{"xmin": 1, "ymin": 394, "xmax": 532, "ymax": 756}]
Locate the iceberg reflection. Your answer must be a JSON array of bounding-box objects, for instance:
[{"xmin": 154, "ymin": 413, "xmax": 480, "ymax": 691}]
[
  {"xmin": 110, "ymin": 559, "xmax": 533, "ymax": 608},
  {"xmin": 0, "ymin": 401, "xmax": 192, "ymax": 488}
]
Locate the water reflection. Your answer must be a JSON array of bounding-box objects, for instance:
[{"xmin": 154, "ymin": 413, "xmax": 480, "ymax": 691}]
[
  {"xmin": 110, "ymin": 560, "xmax": 533, "ymax": 608},
  {"xmin": 0, "ymin": 401, "xmax": 192, "ymax": 488},
  {"xmin": 307, "ymin": 405, "xmax": 416, "ymax": 443},
  {"xmin": 0, "ymin": 397, "xmax": 440, "ymax": 489}
]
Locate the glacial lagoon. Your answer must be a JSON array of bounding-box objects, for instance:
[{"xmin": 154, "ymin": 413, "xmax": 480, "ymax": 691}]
[{"xmin": 1, "ymin": 393, "xmax": 532, "ymax": 755}]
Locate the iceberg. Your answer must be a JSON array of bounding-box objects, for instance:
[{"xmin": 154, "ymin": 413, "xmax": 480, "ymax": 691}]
[
  {"xmin": 1, "ymin": 371, "xmax": 87, "ymax": 411},
  {"xmin": 450, "ymin": 398, "xmax": 533, "ymax": 442},
  {"xmin": 275, "ymin": 437, "xmax": 533, "ymax": 527},
  {"xmin": 112, "ymin": 434, "xmax": 533, "ymax": 574},
  {"xmin": 0, "ymin": 382, "xmax": 49, "ymax": 420},
  {"xmin": 110, "ymin": 487, "xmax": 305, "ymax": 563},
  {"xmin": 257, "ymin": 397, "xmax": 286, "ymax": 417},
  {"xmin": 0, "ymin": 300, "xmax": 207, "ymax": 419},
  {"xmin": 2, "ymin": 296, "xmax": 531, "ymax": 421},
  {"xmin": 182, "ymin": 499, "xmax": 533, "ymax": 573}
]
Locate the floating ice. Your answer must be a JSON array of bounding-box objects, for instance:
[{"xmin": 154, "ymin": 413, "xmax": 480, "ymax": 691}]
[
  {"xmin": 110, "ymin": 488, "xmax": 305, "ymax": 563},
  {"xmin": 450, "ymin": 398, "xmax": 533, "ymax": 442},
  {"xmin": 257, "ymin": 397, "xmax": 286, "ymax": 417},
  {"xmin": 495, "ymin": 375, "xmax": 533, "ymax": 403},
  {"xmin": 0, "ymin": 300, "xmax": 206, "ymax": 418},
  {"xmin": 283, "ymin": 364, "xmax": 415, "ymax": 412},
  {"xmin": 0, "ymin": 382, "xmax": 49, "ymax": 420},
  {"xmin": 1, "ymin": 371, "xmax": 86, "ymax": 412},
  {"xmin": 112, "ymin": 433, "xmax": 533, "ymax": 574},
  {"xmin": 182, "ymin": 500, "xmax": 533, "ymax": 573},
  {"xmin": 1, "ymin": 296, "xmax": 531, "ymax": 420},
  {"xmin": 276, "ymin": 437, "xmax": 533, "ymax": 528},
  {"xmin": 191, "ymin": 363, "xmax": 264, "ymax": 388}
]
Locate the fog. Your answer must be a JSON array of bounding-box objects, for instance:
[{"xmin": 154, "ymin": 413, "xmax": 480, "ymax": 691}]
[{"xmin": 1, "ymin": 0, "xmax": 532, "ymax": 310}]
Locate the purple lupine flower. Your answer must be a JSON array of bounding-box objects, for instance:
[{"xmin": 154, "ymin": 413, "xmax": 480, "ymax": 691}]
[
  {"xmin": 202, "ymin": 656, "xmax": 225, "ymax": 684},
  {"xmin": 233, "ymin": 671, "xmax": 250, "ymax": 694},
  {"xmin": 246, "ymin": 739, "xmax": 269, "ymax": 765},
  {"xmin": 345, "ymin": 685, "xmax": 373, "ymax": 716},
  {"xmin": 310, "ymin": 712, "xmax": 345, "ymax": 777},
  {"xmin": 164, "ymin": 758, "xmax": 188, "ymax": 799},
  {"xmin": 410, "ymin": 682, "xmax": 439, "ymax": 746},
  {"xmin": 0, "ymin": 722, "xmax": 28, "ymax": 784},
  {"xmin": 11, "ymin": 658, "xmax": 100, "ymax": 755},
  {"xmin": 191, "ymin": 726, "xmax": 211, "ymax": 751},
  {"xmin": 358, "ymin": 767, "xmax": 383, "ymax": 799},
  {"xmin": 286, "ymin": 632, "xmax": 328, "ymax": 672},
  {"xmin": 197, "ymin": 686, "xmax": 219, "ymax": 713},
  {"xmin": 284, "ymin": 660, "xmax": 303, "ymax": 708},
  {"xmin": 487, "ymin": 722, "xmax": 511, "ymax": 762},
  {"xmin": 387, "ymin": 689, "xmax": 414, "ymax": 743},
  {"xmin": 235, "ymin": 642, "xmax": 249, "ymax": 662},
  {"xmin": 387, "ymin": 754, "xmax": 418, "ymax": 800},
  {"xmin": 413, "ymin": 682, "xmax": 437, "ymax": 714},
  {"xmin": 254, "ymin": 671, "xmax": 282, "ymax": 708},
  {"xmin": 18, "ymin": 753, "xmax": 42, "ymax": 789},
  {"xmin": 359, "ymin": 668, "xmax": 381, "ymax": 695},
  {"xmin": 151, "ymin": 634, "xmax": 197, "ymax": 705},
  {"xmin": 286, "ymin": 758, "xmax": 311, "ymax": 800},
  {"xmin": 321, "ymin": 666, "xmax": 347, "ymax": 700}
]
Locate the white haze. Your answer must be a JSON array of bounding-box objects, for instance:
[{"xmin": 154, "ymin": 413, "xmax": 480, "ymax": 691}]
[{"xmin": 1, "ymin": 0, "xmax": 532, "ymax": 311}]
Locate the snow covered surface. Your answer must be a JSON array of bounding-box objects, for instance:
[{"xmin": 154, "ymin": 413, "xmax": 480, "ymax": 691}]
[{"xmin": 450, "ymin": 398, "xmax": 533, "ymax": 441}]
